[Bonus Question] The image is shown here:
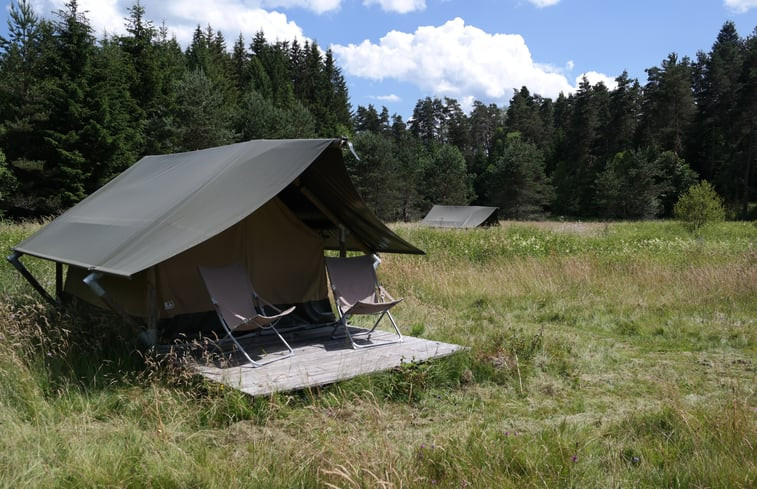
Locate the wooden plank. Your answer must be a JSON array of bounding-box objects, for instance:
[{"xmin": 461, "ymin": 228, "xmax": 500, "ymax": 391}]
[{"xmin": 190, "ymin": 326, "xmax": 463, "ymax": 396}]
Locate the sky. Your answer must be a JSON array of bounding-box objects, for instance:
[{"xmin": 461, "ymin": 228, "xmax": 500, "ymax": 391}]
[{"xmin": 2, "ymin": 0, "xmax": 756, "ymax": 119}]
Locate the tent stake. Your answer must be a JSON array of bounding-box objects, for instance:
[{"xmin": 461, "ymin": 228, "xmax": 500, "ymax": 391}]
[{"xmin": 6, "ymin": 252, "xmax": 56, "ymax": 306}]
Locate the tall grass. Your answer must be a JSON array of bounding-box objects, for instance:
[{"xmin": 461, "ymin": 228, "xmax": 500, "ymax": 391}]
[{"xmin": 0, "ymin": 219, "xmax": 755, "ymax": 488}]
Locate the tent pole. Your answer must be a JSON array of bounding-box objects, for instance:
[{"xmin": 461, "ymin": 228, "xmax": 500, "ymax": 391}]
[
  {"xmin": 6, "ymin": 252, "xmax": 56, "ymax": 306},
  {"xmin": 144, "ymin": 267, "xmax": 159, "ymax": 346},
  {"xmin": 339, "ymin": 225, "xmax": 347, "ymax": 258},
  {"xmin": 297, "ymin": 185, "xmax": 371, "ymax": 255},
  {"xmin": 55, "ymin": 262, "xmax": 64, "ymax": 303}
]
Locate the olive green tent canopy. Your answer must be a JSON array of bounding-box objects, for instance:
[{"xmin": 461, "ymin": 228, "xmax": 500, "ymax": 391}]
[
  {"xmin": 421, "ymin": 205, "xmax": 498, "ymax": 228},
  {"xmin": 11, "ymin": 138, "xmax": 422, "ymax": 319}
]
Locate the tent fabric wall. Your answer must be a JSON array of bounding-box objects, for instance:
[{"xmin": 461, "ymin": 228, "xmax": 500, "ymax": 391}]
[
  {"xmin": 157, "ymin": 198, "xmax": 327, "ymax": 318},
  {"xmin": 65, "ymin": 198, "xmax": 327, "ymax": 319}
]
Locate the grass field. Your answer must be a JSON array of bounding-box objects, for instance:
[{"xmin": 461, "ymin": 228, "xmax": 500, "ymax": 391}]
[{"xmin": 0, "ymin": 219, "xmax": 755, "ymax": 488}]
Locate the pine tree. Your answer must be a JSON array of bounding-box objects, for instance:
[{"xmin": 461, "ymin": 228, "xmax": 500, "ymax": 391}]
[
  {"xmin": 552, "ymin": 77, "xmax": 604, "ymax": 215},
  {"xmin": 347, "ymin": 131, "xmax": 403, "ymax": 220},
  {"xmin": 505, "ymin": 87, "xmax": 545, "ymax": 146},
  {"xmin": 594, "ymin": 150, "xmax": 664, "ymax": 218},
  {"xmin": 733, "ymin": 28, "xmax": 756, "ymax": 217},
  {"xmin": 354, "ymin": 104, "xmax": 385, "ymax": 134},
  {"xmin": 674, "ymin": 180, "xmax": 725, "ymax": 232},
  {"xmin": 689, "ymin": 22, "xmax": 745, "ymax": 205},
  {"xmin": 637, "ymin": 53, "xmax": 695, "ymax": 154},
  {"xmin": 484, "ymin": 135, "xmax": 553, "ymax": 219},
  {"xmin": 421, "ymin": 143, "xmax": 474, "ymax": 207},
  {"xmin": 605, "ymin": 71, "xmax": 641, "ymax": 156},
  {"xmin": 409, "ymin": 97, "xmax": 446, "ymax": 145}
]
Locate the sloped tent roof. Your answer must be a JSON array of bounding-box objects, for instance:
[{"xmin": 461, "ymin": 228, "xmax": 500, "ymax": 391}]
[
  {"xmin": 421, "ymin": 205, "xmax": 499, "ymax": 228},
  {"xmin": 15, "ymin": 138, "xmax": 422, "ymax": 277}
]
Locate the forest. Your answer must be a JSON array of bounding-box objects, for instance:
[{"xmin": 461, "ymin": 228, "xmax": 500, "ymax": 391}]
[{"xmin": 0, "ymin": 0, "xmax": 754, "ymax": 221}]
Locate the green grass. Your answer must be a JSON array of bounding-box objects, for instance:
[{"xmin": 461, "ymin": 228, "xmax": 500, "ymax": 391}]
[{"xmin": 1, "ymin": 219, "xmax": 755, "ymax": 488}]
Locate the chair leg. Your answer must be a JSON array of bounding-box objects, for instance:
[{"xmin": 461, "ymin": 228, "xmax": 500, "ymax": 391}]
[
  {"xmin": 219, "ymin": 324, "xmax": 294, "ymax": 368},
  {"xmin": 220, "ymin": 327, "xmax": 262, "ymax": 367},
  {"xmin": 334, "ymin": 311, "xmax": 403, "ymax": 349}
]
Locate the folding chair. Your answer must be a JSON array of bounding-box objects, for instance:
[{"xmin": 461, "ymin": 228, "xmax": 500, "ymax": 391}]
[
  {"xmin": 198, "ymin": 263, "xmax": 295, "ymax": 367},
  {"xmin": 325, "ymin": 254, "xmax": 403, "ymax": 349}
]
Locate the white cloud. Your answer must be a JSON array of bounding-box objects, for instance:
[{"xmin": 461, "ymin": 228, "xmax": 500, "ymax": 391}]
[
  {"xmin": 576, "ymin": 71, "xmax": 617, "ymax": 90},
  {"xmin": 363, "ymin": 0, "xmax": 426, "ymax": 14},
  {"xmin": 46, "ymin": 0, "xmax": 124, "ymax": 37},
  {"xmin": 370, "ymin": 94, "xmax": 401, "ymax": 102},
  {"xmin": 332, "ymin": 17, "xmax": 578, "ymax": 106},
  {"xmin": 723, "ymin": 0, "xmax": 757, "ymax": 12},
  {"xmin": 261, "ymin": 0, "xmax": 343, "ymax": 14},
  {"xmin": 528, "ymin": 0, "xmax": 561, "ymax": 7},
  {"xmin": 36, "ymin": 1, "xmax": 309, "ymax": 46},
  {"xmin": 163, "ymin": 0, "xmax": 307, "ymax": 44}
]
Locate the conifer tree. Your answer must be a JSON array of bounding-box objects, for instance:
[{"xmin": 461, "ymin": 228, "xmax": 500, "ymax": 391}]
[
  {"xmin": 0, "ymin": 0, "xmax": 53, "ymax": 214},
  {"xmin": 484, "ymin": 135, "xmax": 553, "ymax": 219},
  {"xmin": 637, "ymin": 53, "xmax": 695, "ymax": 154},
  {"xmin": 689, "ymin": 22, "xmax": 745, "ymax": 205}
]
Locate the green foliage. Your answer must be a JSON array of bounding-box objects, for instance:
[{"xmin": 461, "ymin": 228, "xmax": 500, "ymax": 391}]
[
  {"xmin": 0, "ymin": 150, "xmax": 19, "ymax": 213},
  {"xmin": 674, "ymin": 180, "xmax": 726, "ymax": 232},
  {"xmin": 348, "ymin": 131, "xmax": 405, "ymax": 220},
  {"xmin": 175, "ymin": 68, "xmax": 238, "ymax": 150},
  {"xmin": 484, "ymin": 135, "xmax": 553, "ymax": 219},
  {"xmin": 421, "ymin": 143, "xmax": 474, "ymax": 207},
  {"xmin": 575, "ymin": 148, "xmax": 698, "ymax": 220}
]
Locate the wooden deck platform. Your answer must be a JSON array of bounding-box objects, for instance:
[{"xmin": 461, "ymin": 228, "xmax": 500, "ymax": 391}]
[{"xmin": 186, "ymin": 325, "xmax": 463, "ymax": 396}]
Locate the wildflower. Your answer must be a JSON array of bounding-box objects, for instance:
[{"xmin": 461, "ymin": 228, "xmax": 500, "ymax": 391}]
[{"xmin": 571, "ymin": 455, "xmax": 578, "ymax": 463}]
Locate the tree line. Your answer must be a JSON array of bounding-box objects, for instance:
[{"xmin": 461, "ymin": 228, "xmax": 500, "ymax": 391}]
[
  {"xmin": 0, "ymin": 0, "xmax": 754, "ymax": 221},
  {"xmin": 0, "ymin": 0, "xmax": 350, "ymax": 216},
  {"xmin": 349, "ymin": 20, "xmax": 755, "ymax": 222}
]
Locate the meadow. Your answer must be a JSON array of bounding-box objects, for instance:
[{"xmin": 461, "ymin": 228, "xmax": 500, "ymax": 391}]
[{"xmin": 0, "ymin": 219, "xmax": 754, "ymax": 488}]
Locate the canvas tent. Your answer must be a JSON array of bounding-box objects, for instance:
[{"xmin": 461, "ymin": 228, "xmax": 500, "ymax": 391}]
[
  {"xmin": 421, "ymin": 205, "xmax": 498, "ymax": 228},
  {"xmin": 9, "ymin": 138, "xmax": 423, "ymax": 326}
]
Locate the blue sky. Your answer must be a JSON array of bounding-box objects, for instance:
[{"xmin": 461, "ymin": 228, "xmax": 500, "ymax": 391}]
[{"xmin": 2, "ymin": 0, "xmax": 756, "ymax": 119}]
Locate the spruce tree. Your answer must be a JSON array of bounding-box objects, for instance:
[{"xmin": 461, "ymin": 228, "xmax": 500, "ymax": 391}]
[{"xmin": 0, "ymin": 0, "xmax": 53, "ymax": 215}]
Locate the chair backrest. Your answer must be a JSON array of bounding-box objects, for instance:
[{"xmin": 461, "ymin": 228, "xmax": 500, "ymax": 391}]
[
  {"xmin": 325, "ymin": 255, "xmax": 379, "ymax": 306},
  {"xmin": 198, "ymin": 263, "xmax": 257, "ymax": 330}
]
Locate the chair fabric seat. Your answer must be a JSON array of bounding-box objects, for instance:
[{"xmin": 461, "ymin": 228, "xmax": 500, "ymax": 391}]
[
  {"xmin": 325, "ymin": 254, "xmax": 404, "ymax": 349},
  {"xmin": 199, "ymin": 263, "xmax": 295, "ymax": 367}
]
